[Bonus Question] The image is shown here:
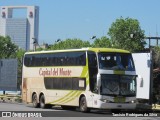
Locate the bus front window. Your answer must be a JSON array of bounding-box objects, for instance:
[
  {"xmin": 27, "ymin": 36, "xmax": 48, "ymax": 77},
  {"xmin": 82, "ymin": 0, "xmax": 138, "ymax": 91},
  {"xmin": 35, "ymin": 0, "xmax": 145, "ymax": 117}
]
[
  {"xmin": 101, "ymin": 75, "xmax": 136, "ymax": 97},
  {"xmin": 98, "ymin": 53, "xmax": 135, "ymax": 71}
]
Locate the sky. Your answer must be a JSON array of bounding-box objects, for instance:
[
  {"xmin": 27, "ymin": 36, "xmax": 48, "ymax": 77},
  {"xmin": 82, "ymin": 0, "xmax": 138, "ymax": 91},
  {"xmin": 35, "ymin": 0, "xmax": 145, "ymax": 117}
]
[{"xmin": 0, "ymin": 0, "xmax": 160, "ymax": 45}]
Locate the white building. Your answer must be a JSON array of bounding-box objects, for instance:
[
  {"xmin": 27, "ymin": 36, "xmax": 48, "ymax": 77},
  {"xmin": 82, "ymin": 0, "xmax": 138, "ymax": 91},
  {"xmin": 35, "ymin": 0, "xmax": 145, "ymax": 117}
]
[{"xmin": 0, "ymin": 6, "xmax": 39, "ymax": 51}]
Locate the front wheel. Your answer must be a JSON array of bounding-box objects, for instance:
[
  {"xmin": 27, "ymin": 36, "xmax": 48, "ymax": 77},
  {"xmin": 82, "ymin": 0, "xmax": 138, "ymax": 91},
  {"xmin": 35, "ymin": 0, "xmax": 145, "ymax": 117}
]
[{"xmin": 79, "ymin": 96, "xmax": 90, "ymax": 112}]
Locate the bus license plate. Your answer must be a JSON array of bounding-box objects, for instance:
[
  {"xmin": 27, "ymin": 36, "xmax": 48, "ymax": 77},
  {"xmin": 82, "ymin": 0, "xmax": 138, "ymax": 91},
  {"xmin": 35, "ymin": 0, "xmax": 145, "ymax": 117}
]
[{"xmin": 114, "ymin": 97, "xmax": 125, "ymax": 103}]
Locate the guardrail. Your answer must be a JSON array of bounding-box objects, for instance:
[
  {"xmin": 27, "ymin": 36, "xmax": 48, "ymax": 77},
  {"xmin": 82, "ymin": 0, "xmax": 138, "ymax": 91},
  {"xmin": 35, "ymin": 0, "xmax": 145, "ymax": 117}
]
[{"xmin": 0, "ymin": 94, "xmax": 22, "ymax": 103}]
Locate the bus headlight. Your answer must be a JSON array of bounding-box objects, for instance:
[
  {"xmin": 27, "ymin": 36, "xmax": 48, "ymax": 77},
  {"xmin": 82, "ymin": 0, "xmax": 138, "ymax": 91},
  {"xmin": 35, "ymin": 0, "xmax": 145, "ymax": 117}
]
[
  {"xmin": 130, "ymin": 100, "xmax": 137, "ymax": 103},
  {"xmin": 131, "ymin": 100, "xmax": 135, "ymax": 103}
]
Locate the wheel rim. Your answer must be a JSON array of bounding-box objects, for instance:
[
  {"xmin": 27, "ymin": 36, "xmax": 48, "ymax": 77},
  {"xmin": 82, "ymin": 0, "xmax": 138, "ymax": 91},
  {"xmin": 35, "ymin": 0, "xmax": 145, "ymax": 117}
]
[
  {"xmin": 80, "ymin": 98, "xmax": 86, "ymax": 111},
  {"xmin": 33, "ymin": 95, "xmax": 37, "ymax": 106}
]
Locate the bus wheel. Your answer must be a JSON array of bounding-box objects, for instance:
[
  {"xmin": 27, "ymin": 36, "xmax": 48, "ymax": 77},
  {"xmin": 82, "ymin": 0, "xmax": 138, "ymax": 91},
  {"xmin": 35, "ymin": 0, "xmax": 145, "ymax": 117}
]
[
  {"xmin": 32, "ymin": 93, "xmax": 39, "ymax": 108},
  {"xmin": 40, "ymin": 94, "xmax": 47, "ymax": 109},
  {"xmin": 79, "ymin": 96, "xmax": 90, "ymax": 112}
]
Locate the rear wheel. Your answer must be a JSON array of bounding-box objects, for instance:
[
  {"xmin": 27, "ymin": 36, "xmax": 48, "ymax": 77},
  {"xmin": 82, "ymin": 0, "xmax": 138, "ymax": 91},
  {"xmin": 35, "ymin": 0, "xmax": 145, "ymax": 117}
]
[
  {"xmin": 79, "ymin": 96, "xmax": 90, "ymax": 112},
  {"xmin": 39, "ymin": 94, "xmax": 52, "ymax": 109},
  {"xmin": 32, "ymin": 93, "xmax": 39, "ymax": 108},
  {"xmin": 40, "ymin": 94, "xmax": 47, "ymax": 109}
]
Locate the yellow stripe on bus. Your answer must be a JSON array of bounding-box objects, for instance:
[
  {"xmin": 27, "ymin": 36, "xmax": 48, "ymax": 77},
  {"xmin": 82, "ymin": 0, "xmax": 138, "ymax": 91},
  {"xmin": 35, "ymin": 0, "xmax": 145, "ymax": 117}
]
[
  {"xmin": 51, "ymin": 91, "xmax": 77, "ymax": 104},
  {"xmin": 50, "ymin": 91, "xmax": 75, "ymax": 104},
  {"xmin": 62, "ymin": 91, "xmax": 82, "ymax": 104},
  {"xmin": 56, "ymin": 91, "xmax": 81, "ymax": 104}
]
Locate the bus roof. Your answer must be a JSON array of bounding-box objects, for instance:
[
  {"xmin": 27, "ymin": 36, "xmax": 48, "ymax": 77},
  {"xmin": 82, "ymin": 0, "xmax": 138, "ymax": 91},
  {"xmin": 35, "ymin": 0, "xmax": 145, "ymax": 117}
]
[{"xmin": 25, "ymin": 47, "xmax": 130, "ymax": 55}]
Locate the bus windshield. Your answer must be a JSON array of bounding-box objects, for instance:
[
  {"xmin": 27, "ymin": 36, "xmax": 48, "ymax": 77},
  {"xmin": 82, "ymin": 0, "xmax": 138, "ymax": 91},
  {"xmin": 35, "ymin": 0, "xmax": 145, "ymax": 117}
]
[
  {"xmin": 100, "ymin": 74, "xmax": 136, "ymax": 97},
  {"xmin": 98, "ymin": 53, "xmax": 135, "ymax": 71}
]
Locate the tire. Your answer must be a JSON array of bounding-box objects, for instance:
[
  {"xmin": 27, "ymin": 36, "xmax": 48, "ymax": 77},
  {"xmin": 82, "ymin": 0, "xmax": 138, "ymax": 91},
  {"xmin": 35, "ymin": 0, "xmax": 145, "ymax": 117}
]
[
  {"xmin": 79, "ymin": 96, "xmax": 90, "ymax": 112},
  {"xmin": 32, "ymin": 94, "xmax": 39, "ymax": 108},
  {"xmin": 40, "ymin": 94, "xmax": 47, "ymax": 109}
]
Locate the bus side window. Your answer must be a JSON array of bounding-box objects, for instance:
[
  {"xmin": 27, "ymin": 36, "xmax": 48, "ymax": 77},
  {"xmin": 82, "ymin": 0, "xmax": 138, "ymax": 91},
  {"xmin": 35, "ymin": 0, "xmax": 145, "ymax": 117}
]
[
  {"xmin": 31, "ymin": 56, "xmax": 35, "ymax": 66},
  {"xmin": 24, "ymin": 55, "xmax": 31, "ymax": 67}
]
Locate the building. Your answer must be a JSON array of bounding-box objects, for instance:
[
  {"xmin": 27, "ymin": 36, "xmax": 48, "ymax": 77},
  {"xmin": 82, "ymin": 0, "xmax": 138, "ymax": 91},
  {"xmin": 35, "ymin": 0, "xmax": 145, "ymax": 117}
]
[{"xmin": 0, "ymin": 6, "xmax": 39, "ymax": 51}]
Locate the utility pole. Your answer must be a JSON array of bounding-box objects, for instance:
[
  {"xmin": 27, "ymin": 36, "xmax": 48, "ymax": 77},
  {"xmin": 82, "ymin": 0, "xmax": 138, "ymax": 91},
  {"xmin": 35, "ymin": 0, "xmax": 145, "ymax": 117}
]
[{"xmin": 32, "ymin": 38, "xmax": 37, "ymax": 51}]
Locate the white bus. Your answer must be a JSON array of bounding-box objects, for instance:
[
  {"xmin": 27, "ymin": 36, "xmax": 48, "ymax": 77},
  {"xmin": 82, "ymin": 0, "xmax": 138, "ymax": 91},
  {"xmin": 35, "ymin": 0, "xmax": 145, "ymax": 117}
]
[{"xmin": 22, "ymin": 48, "xmax": 137, "ymax": 112}]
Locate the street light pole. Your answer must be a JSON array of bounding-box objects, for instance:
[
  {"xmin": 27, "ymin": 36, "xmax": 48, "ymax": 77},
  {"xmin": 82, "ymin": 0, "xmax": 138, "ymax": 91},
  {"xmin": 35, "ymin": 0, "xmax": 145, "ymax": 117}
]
[{"xmin": 32, "ymin": 38, "xmax": 37, "ymax": 51}]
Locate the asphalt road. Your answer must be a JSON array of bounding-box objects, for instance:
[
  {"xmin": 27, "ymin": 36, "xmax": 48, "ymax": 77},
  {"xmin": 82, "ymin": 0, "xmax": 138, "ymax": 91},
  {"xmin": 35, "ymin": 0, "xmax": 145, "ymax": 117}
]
[
  {"xmin": 0, "ymin": 103, "xmax": 160, "ymax": 120},
  {"xmin": 0, "ymin": 102, "xmax": 112, "ymax": 117}
]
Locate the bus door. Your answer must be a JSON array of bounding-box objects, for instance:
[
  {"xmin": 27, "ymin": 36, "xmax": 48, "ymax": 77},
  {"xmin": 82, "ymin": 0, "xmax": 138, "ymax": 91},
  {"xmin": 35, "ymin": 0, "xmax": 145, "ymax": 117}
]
[{"xmin": 88, "ymin": 51, "xmax": 98, "ymax": 107}]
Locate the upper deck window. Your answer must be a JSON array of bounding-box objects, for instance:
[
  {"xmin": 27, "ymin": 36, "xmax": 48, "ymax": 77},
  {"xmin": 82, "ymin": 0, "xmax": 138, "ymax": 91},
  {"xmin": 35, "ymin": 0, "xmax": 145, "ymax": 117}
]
[
  {"xmin": 98, "ymin": 52, "xmax": 135, "ymax": 71},
  {"xmin": 24, "ymin": 51, "xmax": 86, "ymax": 67}
]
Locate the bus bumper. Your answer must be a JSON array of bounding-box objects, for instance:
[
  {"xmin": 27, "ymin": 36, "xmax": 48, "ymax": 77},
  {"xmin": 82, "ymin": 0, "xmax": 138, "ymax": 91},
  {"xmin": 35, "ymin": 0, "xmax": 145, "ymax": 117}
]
[
  {"xmin": 93, "ymin": 101, "xmax": 152, "ymax": 110},
  {"xmin": 94, "ymin": 102, "xmax": 137, "ymax": 110}
]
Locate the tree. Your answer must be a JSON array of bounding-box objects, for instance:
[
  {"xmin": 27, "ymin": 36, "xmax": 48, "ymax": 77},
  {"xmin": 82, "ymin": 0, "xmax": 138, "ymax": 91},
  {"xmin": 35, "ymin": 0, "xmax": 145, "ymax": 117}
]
[
  {"xmin": 16, "ymin": 48, "xmax": 25, "ymax": 90},
  {"xmin": 0, "ymin": 36, "xmax": 18, "ymax": 58},
  {"xmin": 0, "ymin": 36, "xmax": 24, "ymax": 90},
  {"xmin": 92, "ymin": 36, "xmax": 111, "ymax": 48},
  {"xmin": 108, "ymin": 17, "xmax": 146, "ymax": 52},
  {"xmin": 49, "ymin": 38, "xmax": 91, "ymax": 50},
  {"xmin": 153, "ymin": 46, "xmax": 160, "ymax": 68}
]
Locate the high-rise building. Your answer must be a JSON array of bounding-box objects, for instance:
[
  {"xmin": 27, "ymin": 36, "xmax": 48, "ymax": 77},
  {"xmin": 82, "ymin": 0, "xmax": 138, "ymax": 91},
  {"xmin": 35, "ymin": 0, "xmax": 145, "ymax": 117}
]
[{"xmin": 0, "ymin": 6, "xmax": 39, "ymax": 51}]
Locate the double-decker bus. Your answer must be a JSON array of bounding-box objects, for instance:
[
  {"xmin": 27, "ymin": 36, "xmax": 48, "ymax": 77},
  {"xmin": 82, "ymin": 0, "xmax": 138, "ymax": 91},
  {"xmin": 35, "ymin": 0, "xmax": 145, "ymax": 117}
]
[{"xmin": 22, "ymin": 48, "xmax": 137, "ymax": 112}]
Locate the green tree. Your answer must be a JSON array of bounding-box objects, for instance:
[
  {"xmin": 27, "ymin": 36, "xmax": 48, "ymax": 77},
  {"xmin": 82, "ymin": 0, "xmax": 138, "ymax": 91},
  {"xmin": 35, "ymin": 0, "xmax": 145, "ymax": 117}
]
[
  {"xmin": 49, "ymin": 38, "xmax": 91, "ymax": 50},
  {"xmin": 0, "ymin": 36, "xmax": 18, "ymax": 58},
  {"xmin": 108, "ymin": 17, "xmax": 146, "ymax": 52},
  {"xmin": 16, "ymin": 48, "xmax": 25, "ymax": 60},
  {"xmin": 153, "ymin": 46, "xmax": 160, "ymax": 68},
  {"xmin": 16, "ymin": 48, "xmax": 25, "ymax": 90},
  {"xmin": 0, "ymin": 36, "xmax": 24, "ymax": 90},
  {"xmin": 92, "ymin": 36, "xmax": 111, "ymax": 48}
]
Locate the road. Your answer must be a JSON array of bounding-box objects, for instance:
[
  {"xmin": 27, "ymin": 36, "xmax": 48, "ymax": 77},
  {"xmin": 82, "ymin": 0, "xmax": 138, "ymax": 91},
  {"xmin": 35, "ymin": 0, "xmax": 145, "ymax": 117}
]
[
  {"xmin": 0, "ymin": 103, "xmax": 160, "ymax": 120},
  {"xmin": 0, "ymin": 102, "xmax": 112, "ymax": 117}
]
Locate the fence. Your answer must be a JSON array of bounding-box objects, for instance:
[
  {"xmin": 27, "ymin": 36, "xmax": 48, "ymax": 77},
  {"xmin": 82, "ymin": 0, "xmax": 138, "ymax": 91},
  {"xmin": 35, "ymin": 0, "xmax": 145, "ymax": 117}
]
[{"xmin": 0, "ymin": 59, "xmax": 18, "ymax": 91}]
